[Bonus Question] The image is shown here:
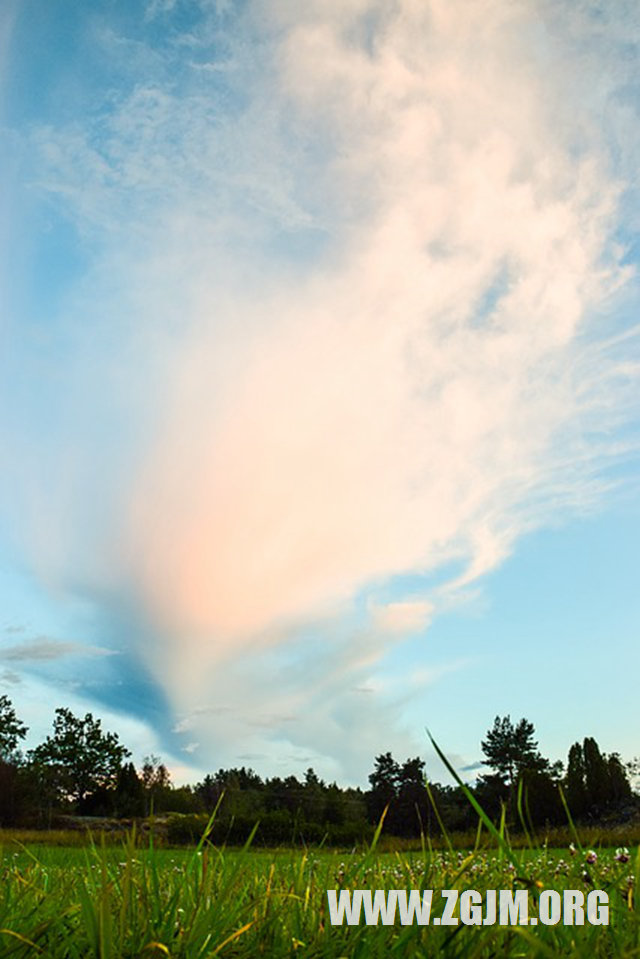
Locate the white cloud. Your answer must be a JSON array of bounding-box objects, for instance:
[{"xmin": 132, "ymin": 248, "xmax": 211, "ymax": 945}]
[
  {"xmin": 369, "ymin": 601, "xmax": 434, "ymax": 635},
  {"xmin": 118, "ymin": 0, "xmax": 635, "ymax": 683},
  {"xmin": 3, "ymin": 0, "xmax": 639, "ymax": 766},
  {"xmin": 144, "ymin": 0, "xmax": 179, "ymax": 21}
]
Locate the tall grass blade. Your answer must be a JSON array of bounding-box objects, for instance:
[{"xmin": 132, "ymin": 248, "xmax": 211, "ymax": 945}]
[{"xmin": 426, "ymin": 728, "xmax": 523, "ymax": 873}]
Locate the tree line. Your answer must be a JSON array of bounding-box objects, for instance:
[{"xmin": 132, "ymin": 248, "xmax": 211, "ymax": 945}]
[{"xmin": 0, "ymin": 696, "xmax": 635, "ymax": 843}]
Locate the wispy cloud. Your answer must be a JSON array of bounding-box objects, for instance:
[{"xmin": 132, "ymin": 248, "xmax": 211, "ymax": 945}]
[
  {"xmin": 120, "ymin": 0, "xmax": 637, "ymax": 673},
  {"xmin": 369, "ymin": 601, "xmax": 434, "ymax": 636},
  {"xmin": 0, "ymin": 637, "xmax": 116, "ymax": 663},
  {"xmin": 3, "ymin": 0, "xmax": 639, "ymax": 772},
  {"xmin": 0, "ymin": 669, "xmax": 21, "ymax": 687},
  {"xmin": 460, "ymin": 761, "xmax": 485, "ymax": 773}
]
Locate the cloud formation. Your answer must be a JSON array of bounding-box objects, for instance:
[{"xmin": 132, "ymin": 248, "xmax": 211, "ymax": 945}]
[
  {"xmin": 0, "ymin": 637, "xmax": 115, "ymax": 663},
  {"xmin": 123, "ymin": 0, "xmax": 634, "ymax": 664},
  {"xmin": 3, "ymin": 0, "xmax": 639, "ymax": 777},
  {"xmin": 369, "ymin": 601, "xmax": 434, "ymax": 636}
]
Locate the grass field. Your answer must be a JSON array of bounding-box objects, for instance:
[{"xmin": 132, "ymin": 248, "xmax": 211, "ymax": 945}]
[{"xmin": 1, "ymin": 823, "xmax": 639, "ymax": 958}]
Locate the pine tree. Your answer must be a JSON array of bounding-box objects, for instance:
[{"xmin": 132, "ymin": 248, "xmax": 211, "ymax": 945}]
[
  {"xmin": 583, "ymin": 737, "xmax": 610, "ymax": 812},
  {"xmin": 114, "ymin": 762, "xmax": 145, "ymax": 817},
  {"xmin": 367, "ymin": 752, "xmax": 400, "ymax": 822},
  {"xmin": 607, "ymin": 753, "xmax": 632, "ymax": 806},
  {"xmin": 565, "ymin": 742, "xmax": 587, "ymax": 816},
  {"xmin": 481, "ymin": 715, "xmax": 547, "ymax": 787}
]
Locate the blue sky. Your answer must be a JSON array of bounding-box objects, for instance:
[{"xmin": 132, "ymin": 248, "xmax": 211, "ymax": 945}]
[{"xmin": 1, "ymin": 0, "xmax": 639, "ymax": 786}]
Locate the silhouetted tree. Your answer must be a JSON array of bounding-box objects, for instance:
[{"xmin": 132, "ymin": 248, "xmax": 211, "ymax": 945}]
[
  {"xmin": 29, "ymin": 709, "xmax": 130, "ymax": 805},
  {"xmin": 474, "ymin": 773, "xmax": 508, "ymax": 819},
  {"xmin": 565, "ymin": 742, "xmax": 588, "ymax": 816},
  {"xmin": 0, "ymin": 694, "xmax": 633, "ymax": 840},
  {"xmin": 196, "ymin": 773, "xmax": 220, "ymax": 809},
  {"xmin": 114, "ymin": 762, "xmax": 145, "ymax": 817},
  {"xmin": 301, "ymin": 767, "xmax": 325, "ymax": 821},
  {"xmin": 481, "ymin": 716, "xmax": 547, "ymax": 787},
  {"xmin": 367, "ymin": 752, "xmax": 400, "ymax": 823},
  {"xmin": 324, "ymin": 783, "xmax": 347, "ymax": 826},
  {"xmin": 565, "ymin": 739, "xmax": 632, "ymax": 819},
  {"xmin": 141, "ymin": 755, "xmax": 171, "ymax": 813},
  {"xmin": 608, "ymin": 753, "xmax": 632, "ymax": 806},
  {"xmin": 0, "ymin": 761, "xmax": 21, "ymax": 826},
  {"xmin": 0, "ymin": 695, "xmax": 27, "ymax": 761},
  {"xmin": 395, "ymin": 757, "xmax": 427, "ymax": 836},
  {"xmin": 583, "ymin": 737, "xmax": 610, "ymax": 813},
  {"xmin": 518, "ymin": 768, "xmax": 563, "ymax": 827}
]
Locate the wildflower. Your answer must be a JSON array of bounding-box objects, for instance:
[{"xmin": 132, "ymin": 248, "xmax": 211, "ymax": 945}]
[
  {"xmin": 586, "ymin": 850, "xmax": 597, "ymax": 865},
  {"xmin": 569, "ymin": 843, "xmax": 576, "ymax": 857},
  {"xmin": 615, "ymin": 848, "xmax": 630, "ymax": 864}
]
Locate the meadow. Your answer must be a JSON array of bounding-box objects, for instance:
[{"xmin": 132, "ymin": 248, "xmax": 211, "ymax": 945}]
[{"xmin": 1, "ymin": 823, "xmax": 639, "ymax": 958}]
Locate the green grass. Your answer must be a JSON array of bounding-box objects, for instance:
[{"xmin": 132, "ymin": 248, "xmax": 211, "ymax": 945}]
[
  {"xmin": 1, "ymin": 741, "xmax": 638, "ymax": 958},
  {"xmin": 0, "ymin": 830, "xmax": 639, "ymax": 957}
]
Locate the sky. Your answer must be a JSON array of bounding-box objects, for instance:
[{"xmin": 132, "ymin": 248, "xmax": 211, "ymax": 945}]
[{"xmin": 0, "ymin": 0, "xmax": 639, "ymax": 788}]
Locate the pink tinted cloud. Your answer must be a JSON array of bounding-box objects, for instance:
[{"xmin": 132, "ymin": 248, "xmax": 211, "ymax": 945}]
[
  {"xmin": 122, "ymin": 0, "xmax": 629, "ymax": 692},
  {"xmin": 5, "ymin": 0, "xmax": 637, "ymax": 746}
]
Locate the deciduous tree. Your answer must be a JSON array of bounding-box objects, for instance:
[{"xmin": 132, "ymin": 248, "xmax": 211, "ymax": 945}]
[
  {"xmin": 29, "ymin": 708, "xmax": 129, "ymax": 804},
  {"xmin": 141, "ymin": 754, "xmax": 171, "ymax": 814},
  {"xmin": 0, "ymin": 695, "xmax": 28, "ymax": 760}
]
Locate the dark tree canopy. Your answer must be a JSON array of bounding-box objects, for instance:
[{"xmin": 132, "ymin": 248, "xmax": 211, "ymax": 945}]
[
  {"xmin": 113, "ymin": 762, "xmax": 145, "ymax": 817},
  {"xmin": 0, "ymin": 695, "xmax": 634, "ymax": 839},
  {"xmin": 565, "ymin": 737, "xmax": 631, "ymax": 816},
  {"xmin": 140, "ymin": 755, "xmax": 172, "ymax": 814},
  {"xmin": 566, "ymin": 741, "xmax": 588, "ymax": 816},
  {"xmin": 367, "ymin": 752, "xmax": 401, "ymax": 822},
  {"xmin": 0, "ymin": 695, "xmax": 28, "ymax": 760},
  {"xmin": 141, "ymin": 755, "xmax": 171, "ymax": 791},
  {"xmin": 481, "ymin": 715, "xmax": 547, "ymax": 787},
  {"xmin": 582, "ymin": 737, "xmax": 610, "ymax": 810},
  {"xmin": 29, "ymin": 708, "xmax": 130, "ymax": 803}
]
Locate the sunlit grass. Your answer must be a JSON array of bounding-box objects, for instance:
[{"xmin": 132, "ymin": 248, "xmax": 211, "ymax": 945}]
[
  {"xmin": 1, "ymin": 744, "xmax": 639, "ymax": 957},
  {"xmin": 0, "ymin": 827, "xmax": 639, "ymax": 956}
]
